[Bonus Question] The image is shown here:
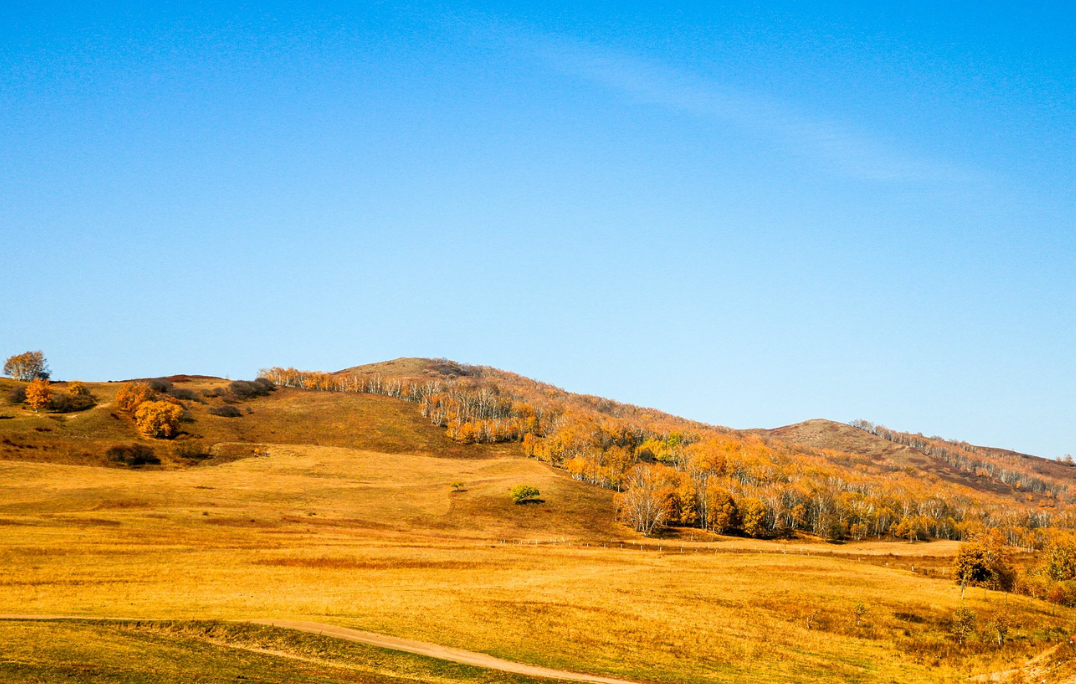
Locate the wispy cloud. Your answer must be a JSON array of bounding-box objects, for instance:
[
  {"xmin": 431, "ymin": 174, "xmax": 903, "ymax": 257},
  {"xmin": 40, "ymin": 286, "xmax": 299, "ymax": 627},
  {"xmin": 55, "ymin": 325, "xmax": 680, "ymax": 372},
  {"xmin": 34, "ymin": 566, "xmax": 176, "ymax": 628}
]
[{"xmin": 526, "ymin": 34, "xmax": 972, "ymax": 183}]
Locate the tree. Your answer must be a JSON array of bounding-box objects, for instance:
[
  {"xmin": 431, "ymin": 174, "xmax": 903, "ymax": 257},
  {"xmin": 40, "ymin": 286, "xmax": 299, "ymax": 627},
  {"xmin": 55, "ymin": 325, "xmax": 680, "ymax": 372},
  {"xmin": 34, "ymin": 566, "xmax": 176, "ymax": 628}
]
[
  {"xmin": 951, "ymin": 607, "xmax": 976, "ymax": 644},
  {"xmin": 117, "ymin": 382, "xmax": 156, "ymax": 414},
  {"xmin": 510, "ymin": 484, "xmax": 541, "ymax": 504},
  {"xmin": 1044, "ymin": 535, "xmax": 1076, "ymax": 581},
  {"xmin": 616, "ymin": 464, "xmax": 674, "ymax": 536},
  {"xmin": 25, "ymin": 378, "xmax": 52, "ymax": 413},
  {"xmin": 953, "ymin": 532, "xmax": 1013, "ymax": 598},
  {"xmin": 4, "ymin": 351, "xmax": 49, "ymax": 381},
  {"xmin": 741, "ymin": 498, "xmax": 768, "ymax": 537},
  {"xmin": 67, "ymin": 381, "xmax": 91, "ymax": 396},
  {"xmin": 134, "ymin": 401, "xmax": 183, "ymax": 439}
]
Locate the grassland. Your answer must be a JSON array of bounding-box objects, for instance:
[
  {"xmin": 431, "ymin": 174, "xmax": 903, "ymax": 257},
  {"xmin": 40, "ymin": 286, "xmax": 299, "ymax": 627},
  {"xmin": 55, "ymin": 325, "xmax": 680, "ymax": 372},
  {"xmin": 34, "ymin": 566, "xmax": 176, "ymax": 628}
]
[{"xmin": 2, "ymin": 377, "xmax": 1075, "ymax": 683}]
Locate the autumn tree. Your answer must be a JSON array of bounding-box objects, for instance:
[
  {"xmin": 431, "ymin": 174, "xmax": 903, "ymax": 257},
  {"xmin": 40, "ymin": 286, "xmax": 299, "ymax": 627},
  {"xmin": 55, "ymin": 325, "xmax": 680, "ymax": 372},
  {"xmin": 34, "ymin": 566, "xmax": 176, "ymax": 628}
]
[
  {"xmin": 4, "ymin": 351, "xmax": 49, "ymax": 381},
  {"xmin": 25, "ymin": 378, "xmax": 52, "ymax": 413},
  {"xmin": 741, "ymin": 498, "xmax": 768, "ymax": 537},
  {"xmin": 117, "ymin": 382, "xmax": 156, "ymax": 414},
  {"xmin": 1044, "ymin": 535, "xmax": 1076, "ymax": 581},
  {"xmin": 134, "ymin": 401, "xmax": 184, "ymax": 439},
  {"xmin": 954, "ymin": 532, "xmax": 1013, "ymax": 598},
  {"xmin": 616, "ymin": 464, "xmax": 674, "ymax": 536}
]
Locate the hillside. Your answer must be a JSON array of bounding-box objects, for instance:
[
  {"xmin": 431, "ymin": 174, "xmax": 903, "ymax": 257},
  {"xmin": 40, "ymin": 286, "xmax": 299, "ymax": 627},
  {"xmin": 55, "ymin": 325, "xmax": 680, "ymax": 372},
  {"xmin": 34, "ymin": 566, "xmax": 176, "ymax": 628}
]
[
  {"xmin": 4, "ymin": 358, "xmax": 1076, "ymax": 683},
  {"xmin": 262, "ymin": 358, "xmax": 1073, "ymax": 547}
]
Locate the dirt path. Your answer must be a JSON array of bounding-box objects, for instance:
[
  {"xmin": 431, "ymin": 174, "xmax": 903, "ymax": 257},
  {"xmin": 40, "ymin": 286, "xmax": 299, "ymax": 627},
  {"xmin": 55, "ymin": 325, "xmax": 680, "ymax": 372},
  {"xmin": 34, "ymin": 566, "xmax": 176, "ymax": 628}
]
[{"xmin": 0, "ymin": 615, "xmax": 640, "ymax": 684}]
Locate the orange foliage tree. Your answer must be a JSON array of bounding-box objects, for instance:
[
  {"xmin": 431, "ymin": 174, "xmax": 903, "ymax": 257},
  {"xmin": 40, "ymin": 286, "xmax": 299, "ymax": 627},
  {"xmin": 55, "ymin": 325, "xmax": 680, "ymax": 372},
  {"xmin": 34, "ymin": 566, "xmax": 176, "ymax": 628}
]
[
  {"xmin": 117, "ymin": 382, "xmax": 156, "ymax": 414},
  {"xmin": 134, "ymin": 401, "xmax": 183, "ymax": 439},
  {"xmin": 25, "ymin": 378, "xmax": 52, "ymax": 413}
]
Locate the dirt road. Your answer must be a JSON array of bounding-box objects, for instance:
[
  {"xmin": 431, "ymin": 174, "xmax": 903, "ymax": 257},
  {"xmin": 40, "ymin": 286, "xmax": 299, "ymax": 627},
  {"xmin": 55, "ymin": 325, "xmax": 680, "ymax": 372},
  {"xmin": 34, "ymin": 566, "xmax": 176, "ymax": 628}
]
[{"xmin": 0, "ymin": 614, "xmax": 640, "ymax": 684}]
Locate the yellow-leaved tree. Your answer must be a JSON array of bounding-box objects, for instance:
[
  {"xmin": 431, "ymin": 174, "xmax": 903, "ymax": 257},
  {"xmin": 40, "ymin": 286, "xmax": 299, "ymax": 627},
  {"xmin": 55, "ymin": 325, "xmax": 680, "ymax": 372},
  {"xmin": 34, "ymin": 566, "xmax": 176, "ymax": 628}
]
[
  {"xmin": 116, "ymin": 382, "xmax": 156, "ymax": 414},
  {"xmin": 25, "ymin": 378, "xmax": 52, "ymax": 413},
  {"xmin": 134, "ymin": 401, "xmax": 183, "ymax": 439}
]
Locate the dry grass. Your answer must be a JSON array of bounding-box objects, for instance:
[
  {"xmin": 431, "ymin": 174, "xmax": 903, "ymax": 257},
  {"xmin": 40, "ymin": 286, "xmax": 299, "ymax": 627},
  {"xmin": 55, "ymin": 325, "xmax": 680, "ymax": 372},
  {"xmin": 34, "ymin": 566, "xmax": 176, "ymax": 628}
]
[{"xmin": 1, "ymin": 443, "xmax": 1073, "ymax": 683}]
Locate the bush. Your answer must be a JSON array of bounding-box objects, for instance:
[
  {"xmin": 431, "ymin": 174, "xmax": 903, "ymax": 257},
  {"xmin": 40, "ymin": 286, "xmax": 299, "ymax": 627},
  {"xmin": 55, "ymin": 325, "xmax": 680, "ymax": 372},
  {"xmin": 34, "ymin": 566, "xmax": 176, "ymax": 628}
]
[
  {"xmin": 168, "ymin": 387, "xmax": 200, "ymax": 402},
  {"xmin": 510, "ymin": 484, "xmax": 541, "ymax": 505},
  {"xmin": 147, "ymin": 378, "xmax": 174, "ymax": 393},
  {"xmin": 134, "ymin": 401, "xmax": 184, "ymax": 438},
  {"xmin": 67, "ymin": 381, "xmax": 91, "ymax": 396},
  {"xmin": 49, "ymin": 392, "xmax": 96, "ymax": 413},
  {"xmin": 7, "ymin": 386, "xmax": 26, "ymax": 405},
  {"xmin": 208, "ymin": 405, "xmax": 243, "ymax": 418},
  {"xmin": 106, "ymin": 444, "xmax": 160, "ymax": 466},
  {"xmin": 173, "ymin": 440, "xmax": 212, "ymax": 461},
  {"xmin": 227, "ymin": 379, "xmax": 275, "ymax": 401}
]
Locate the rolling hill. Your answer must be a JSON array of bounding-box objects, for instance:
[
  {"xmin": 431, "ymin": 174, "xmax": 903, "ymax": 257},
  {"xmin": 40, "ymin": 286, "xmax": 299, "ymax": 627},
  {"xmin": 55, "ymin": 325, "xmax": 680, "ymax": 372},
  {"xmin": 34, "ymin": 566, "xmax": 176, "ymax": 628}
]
[{"xmin": 3, "ymin": 357, "xmax": 1076, "ymax": 683}]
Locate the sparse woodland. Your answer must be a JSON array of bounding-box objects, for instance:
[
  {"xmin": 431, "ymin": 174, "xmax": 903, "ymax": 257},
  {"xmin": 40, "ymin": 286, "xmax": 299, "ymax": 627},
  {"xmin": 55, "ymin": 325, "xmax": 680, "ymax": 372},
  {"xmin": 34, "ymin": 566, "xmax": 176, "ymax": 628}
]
[{"xmin": 260, "ymin": 362, "xmax": 1075, "ymax": 550}]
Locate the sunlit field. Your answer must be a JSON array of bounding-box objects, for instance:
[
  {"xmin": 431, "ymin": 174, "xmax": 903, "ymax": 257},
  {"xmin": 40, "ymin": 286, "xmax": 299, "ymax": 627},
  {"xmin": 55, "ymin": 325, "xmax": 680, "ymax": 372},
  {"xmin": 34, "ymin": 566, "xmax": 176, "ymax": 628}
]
[{"xmin": 2, "ymin": 440, "xmax": 1071, "ymax": 684}]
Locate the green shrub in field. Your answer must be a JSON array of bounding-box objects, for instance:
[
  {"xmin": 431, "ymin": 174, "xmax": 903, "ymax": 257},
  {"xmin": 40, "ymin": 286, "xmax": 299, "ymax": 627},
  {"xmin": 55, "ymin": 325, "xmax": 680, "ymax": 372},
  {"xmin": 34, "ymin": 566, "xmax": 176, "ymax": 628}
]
[{"xmin": 510, "ymin": 485, "xmax": 540, "ymax": 505}]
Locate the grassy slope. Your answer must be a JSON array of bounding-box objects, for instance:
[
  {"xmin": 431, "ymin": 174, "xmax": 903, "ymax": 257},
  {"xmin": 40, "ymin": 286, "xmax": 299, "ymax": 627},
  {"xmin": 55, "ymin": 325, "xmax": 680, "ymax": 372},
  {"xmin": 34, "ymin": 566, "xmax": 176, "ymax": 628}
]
[
  {"xmin": 1, "ymin": 445, "xmax": 1073, "ymax": 684},
  {"xmin": 0, "ymin": 376, "xmax": 516, "ymax": 467},
  {"xmin": 3, "ymin": 367, "xmax": 1076, "ymax": 682},
  {"xmin": 0, "ymin": 620, "xmax": 555, "ymax": 684}
]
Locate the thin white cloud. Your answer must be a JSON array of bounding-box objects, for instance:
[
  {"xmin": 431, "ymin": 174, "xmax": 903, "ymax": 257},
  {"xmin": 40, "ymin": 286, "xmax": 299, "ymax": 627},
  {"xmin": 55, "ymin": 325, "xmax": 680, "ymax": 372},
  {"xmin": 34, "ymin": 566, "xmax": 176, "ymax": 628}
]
[{"xmin": 528, "ymin": 34, "xmax": 973, "ymax": 183}]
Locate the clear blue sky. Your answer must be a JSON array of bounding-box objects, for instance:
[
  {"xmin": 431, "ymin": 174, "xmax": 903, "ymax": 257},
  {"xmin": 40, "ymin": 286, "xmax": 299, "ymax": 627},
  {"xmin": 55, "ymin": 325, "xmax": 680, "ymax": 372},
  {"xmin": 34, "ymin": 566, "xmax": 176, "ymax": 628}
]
[{"xmin": 2, "ymin": 2, "xmax": 1073, "ymax": 457}]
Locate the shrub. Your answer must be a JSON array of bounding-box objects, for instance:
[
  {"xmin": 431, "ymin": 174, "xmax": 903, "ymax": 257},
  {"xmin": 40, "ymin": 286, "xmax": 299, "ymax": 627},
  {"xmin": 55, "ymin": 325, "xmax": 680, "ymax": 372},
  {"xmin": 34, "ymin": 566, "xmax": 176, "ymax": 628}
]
[
  {"xmin": 510, "ymin": 484, "xmax": 541, "ymax": 505},
  {"xmin": 106, "ymin": 444, "xmax": 160, "ymax": 466},
  {"xmin": 7, "ymin": 386, "xmax": 26, "ymax": 405},
  {"xmin": 147, "ymin": 378, "xmax": 173, "ymax": 393},
  {"xmin": 950, "ymin": 608, "xmax": 977, "ymax": 644},
  {"xmin": 168, "ymin": 387, "xmax": 200, "ymax": 402},
  {"xmin": 67, "ymin": 381, "xmax": 91, "ymax": 396},
  {"xmin": 208, "ymin": 405, "xmax": 243, "ymax": 418},
  {"xmin": 134, "ymin": 401, "xmax": 184, "ymax": 438},
  {"xmin": 227, "ymin": 379, "xmax": 275, "ymax": 401},
  {"xmin": 116, "ymin": 382, "xmax": 156, "ymax": 414},
  {"xmin": 49, "ymin": 391, "xmax": 96, "ymax": 413},
  {"xmin": 173, "ymin": 440, "xmax": 212, "ymax": 461}
]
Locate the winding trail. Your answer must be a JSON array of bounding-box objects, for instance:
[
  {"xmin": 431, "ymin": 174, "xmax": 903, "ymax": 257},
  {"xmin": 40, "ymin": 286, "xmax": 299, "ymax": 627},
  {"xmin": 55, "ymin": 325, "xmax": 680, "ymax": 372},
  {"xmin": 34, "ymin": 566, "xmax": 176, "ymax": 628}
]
[{"xmin": 0, "ymin": 614, "xmax": 639, "ymax": 684}]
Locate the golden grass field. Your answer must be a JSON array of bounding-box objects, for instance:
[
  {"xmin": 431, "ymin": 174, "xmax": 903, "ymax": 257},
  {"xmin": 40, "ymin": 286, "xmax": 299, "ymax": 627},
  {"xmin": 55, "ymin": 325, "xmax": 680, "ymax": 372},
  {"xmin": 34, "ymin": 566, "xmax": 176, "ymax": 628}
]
[{"xmin": 2, "ymin": 379, "xmax": 1075, "ymax": 683}]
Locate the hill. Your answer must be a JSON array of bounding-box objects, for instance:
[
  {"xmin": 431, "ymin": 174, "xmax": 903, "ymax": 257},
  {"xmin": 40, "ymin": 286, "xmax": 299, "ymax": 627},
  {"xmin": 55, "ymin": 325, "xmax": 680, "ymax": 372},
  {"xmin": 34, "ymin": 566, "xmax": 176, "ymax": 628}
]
[
  {"xmin": 4, "ymin": 358, "xmax": 1076, "ymax": 683},
  {"xmin": 263, "ymin": 358, "xmax": 1073, "ymax": 546}
]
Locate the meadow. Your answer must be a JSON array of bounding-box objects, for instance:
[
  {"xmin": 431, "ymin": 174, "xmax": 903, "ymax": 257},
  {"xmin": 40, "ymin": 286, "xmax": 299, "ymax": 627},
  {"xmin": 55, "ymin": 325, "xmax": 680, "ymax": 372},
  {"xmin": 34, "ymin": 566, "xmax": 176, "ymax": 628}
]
[{"xmin": 0, "ymin": 441, "xmax": 1071, "ymax": 683}]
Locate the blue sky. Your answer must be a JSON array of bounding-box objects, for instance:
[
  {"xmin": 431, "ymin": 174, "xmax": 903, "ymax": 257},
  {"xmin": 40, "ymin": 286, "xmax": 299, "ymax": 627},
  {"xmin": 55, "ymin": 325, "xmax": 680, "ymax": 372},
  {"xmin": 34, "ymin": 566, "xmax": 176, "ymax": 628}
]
[{"xmin": 1, "ymin": 2, "xmax": 1073, "ymax": 457}]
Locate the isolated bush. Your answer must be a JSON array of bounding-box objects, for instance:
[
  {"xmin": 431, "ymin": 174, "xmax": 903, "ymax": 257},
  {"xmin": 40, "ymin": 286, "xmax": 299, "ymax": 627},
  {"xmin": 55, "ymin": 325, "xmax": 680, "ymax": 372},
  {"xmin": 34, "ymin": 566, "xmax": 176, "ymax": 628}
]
[
  {"xmin": 134, "ymin": 401, "xmax": 184, "ymax": 438},
  {"xmin": 208, "ymin": 405, "xmax": 243, "ymax": 418},
  {"xmin": 106, "ymin": 444, "xmax": 160, "ymax": 466},
  {"xmin": 116, "ymin": 382, "xmax": 156, "ymax": 414},
  {"xmin": 3, "ymin": 351, "xmax": 49, "ymax": 381},
  {"xmin": 510, "ymin": 484, "xmax": 541, "ymax": 505}
]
